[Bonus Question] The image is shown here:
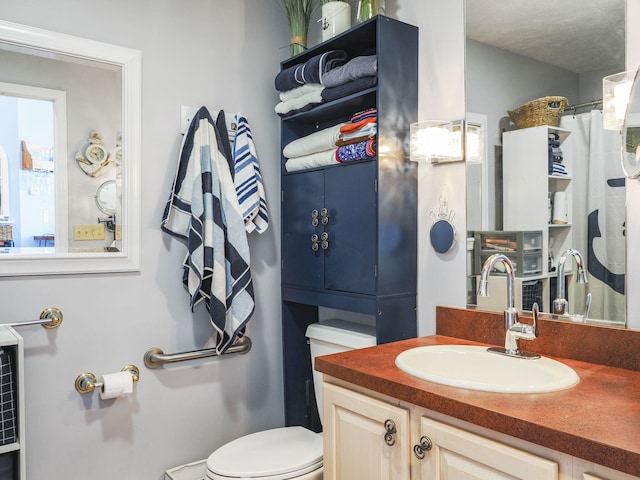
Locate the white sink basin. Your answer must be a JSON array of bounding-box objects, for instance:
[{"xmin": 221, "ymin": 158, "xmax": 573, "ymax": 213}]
[{"xmin": 395, "ymin": 345, "xmax": 579, "ymax": 393}]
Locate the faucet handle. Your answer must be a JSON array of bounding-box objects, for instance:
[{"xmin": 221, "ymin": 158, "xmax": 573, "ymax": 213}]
[
  {"xmin": 583, "ymin": 293, "xmax": 592, "ymax": 319},
  {"xmin": 531, "ymin": 302, "xmax": 539, "ymax": 337}
]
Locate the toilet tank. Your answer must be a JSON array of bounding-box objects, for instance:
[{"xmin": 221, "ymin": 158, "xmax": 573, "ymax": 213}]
[{"xmin": 305, "ymin": 319, "xmax": 377, "ymax": 425}]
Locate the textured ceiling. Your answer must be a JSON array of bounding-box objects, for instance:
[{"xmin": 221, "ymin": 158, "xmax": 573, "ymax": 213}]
[{"xmin": 465, "ymin": 0, "xmax": 626, "ymax": 74}]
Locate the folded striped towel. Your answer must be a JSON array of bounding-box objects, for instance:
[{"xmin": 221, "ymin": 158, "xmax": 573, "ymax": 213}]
[
  {"xmin": 162, "ymin": 106, "xmax": 255, "ymax": 354},
  {"xmin": 232, "ymin": 114, "xmax": 269, "ymax": 234},
  {"xmin": 339, "ymin": 123, "xmax": 377, "ymax": 142},
  {"xmin": 274, "ymin": 50, "xmax": 347, "ymax": 91},
  {"xmin": 350, "ymin": 108, "xmax": 377, "ymax": 123},
  {"xmin": 340, "ymin": 117, "xmax": 377, "ymax": 134}
]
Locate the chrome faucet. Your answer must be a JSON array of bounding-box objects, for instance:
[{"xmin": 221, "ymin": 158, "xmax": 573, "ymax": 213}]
[
  {"xmin": 502, "ymin": 302, "xmax": 540, "ymax": 358},
  {"xmin": 553, "ymin": 248, "xmax": 589, "ymax": 316},
  {"xmin": 477, "ymin": 253, "xmax": 519, "ymax": 330},
  {"xmin": 477, "ymin": 253, "xmax": 540, "ymax": 359}
]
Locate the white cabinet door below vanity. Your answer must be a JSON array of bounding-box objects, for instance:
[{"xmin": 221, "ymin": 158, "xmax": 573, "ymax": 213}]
[
  {"xmin": 323, "ymin": 381, "xmax": 560, "ymax": 480},
  {"xmin": 415, "ymin": 416, "xmax": 558, "ymax": 479},
  {"xmin": 323, "ymin": 383, "xmax": 411, "ymax": 480}
]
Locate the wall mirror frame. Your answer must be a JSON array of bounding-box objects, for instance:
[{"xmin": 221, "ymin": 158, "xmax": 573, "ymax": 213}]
[
  {"xmin": 464, "ymin": 0, "xmax": 628, "ymax": 327},
  {"xmin": 623, "ymin": 70, "xmax": 640, "ymax": 179},
  {"xmin": 0, "ymin": 20, "xmax": 141, "ymax": 276}
]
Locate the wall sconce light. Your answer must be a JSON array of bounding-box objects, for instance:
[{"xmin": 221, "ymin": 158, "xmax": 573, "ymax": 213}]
[
  {"xmin": 410, "ymin": 120, "xmax": 464, "ymax": 163},
  {"xmin": 465, "ymin": 122, "xmax": 484, "ymax": 164},
  {"xmin": 603, "ymin": 70, "xmax": 637, "ymax": 131}
]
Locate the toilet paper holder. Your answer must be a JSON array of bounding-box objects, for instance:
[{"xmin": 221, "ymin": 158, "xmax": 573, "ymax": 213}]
[{"xmin": 75, "ymin": 365, "xmax": 140, "ymax": 395}]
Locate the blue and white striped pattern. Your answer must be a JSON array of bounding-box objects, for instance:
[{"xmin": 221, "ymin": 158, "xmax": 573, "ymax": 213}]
[
  {"xmin": 233, "ymin": 114, "xmax": 269, "ymax": 234},
  {"xmin": 162, "ymin": 106, "xmax": 254, "ymax": 354}
]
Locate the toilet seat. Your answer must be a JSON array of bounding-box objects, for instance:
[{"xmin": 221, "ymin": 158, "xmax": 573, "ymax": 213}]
[{"xmin": 206, "ymin": 426, "xmax": 323, "ymax": 480}]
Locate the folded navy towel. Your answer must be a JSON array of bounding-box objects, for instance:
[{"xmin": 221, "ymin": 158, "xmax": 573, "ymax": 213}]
[
  {"xmin": 274, "ymin": 50, "xmax": 347, "ymax": 91},
  {"xmin": 322, "ymin": 55, "xmax": 378, "ymax": 88},
  {"xmin": 321, "ymin": 76, "xmax": 377, "ymax": 103}
]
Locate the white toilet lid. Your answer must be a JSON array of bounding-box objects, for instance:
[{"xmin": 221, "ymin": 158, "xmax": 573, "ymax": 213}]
[{"xmin": 206, "ymin": 427, "xmax": 323, "ymax": 479}]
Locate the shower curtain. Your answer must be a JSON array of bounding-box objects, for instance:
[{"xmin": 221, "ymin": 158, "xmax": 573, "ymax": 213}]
[{"xmin": 560, "ymin": 110, "xmax": 626, "ymax": 324}]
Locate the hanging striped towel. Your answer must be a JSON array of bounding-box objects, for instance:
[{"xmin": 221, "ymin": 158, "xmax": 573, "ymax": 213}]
[
  {"xmin": 232, "ymin": 114, "xmax": 269, "ymax": 234},
  {"xmin": 161, "ymin": 106, "xmax": 255, "ymax": 354}
]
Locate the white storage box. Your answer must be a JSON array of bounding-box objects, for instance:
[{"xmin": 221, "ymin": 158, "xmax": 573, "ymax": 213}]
[{"xmin": 165, "ymin": 460, "xmax": 207, "ymax": 480}]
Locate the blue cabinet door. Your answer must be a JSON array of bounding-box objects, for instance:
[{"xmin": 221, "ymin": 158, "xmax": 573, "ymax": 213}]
[
  {"xmin": 282, "ymin": 162, "xmax": 377, "ymax": 295},
  {"xmin": 282, "ymin": 170, "xmax": 324, "ymax": 289},
  {"xmin": 324, "ymin": 162, "xmax": 377, "ymax": 294}
]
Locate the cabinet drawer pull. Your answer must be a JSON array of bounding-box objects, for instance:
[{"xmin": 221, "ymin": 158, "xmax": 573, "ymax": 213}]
[
  {"xmin": 413, "ymin": 436, "xmax": 433, "ymax": 459},
  {"xmin": 383, "ymin": 419, "xmax": 397, "ymax": 446}
]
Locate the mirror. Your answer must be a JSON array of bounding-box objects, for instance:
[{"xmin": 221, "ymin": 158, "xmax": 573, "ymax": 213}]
[
  {"xmin": 623, "ymin": 70, "xmax": 640, "ymax": 178},
  {"xmin": 0, "ymin": 19, "xmax": 141, "ymax": 275},
  {"xmin": 0, "ymin": 82, "xmax": 67, "ymax": 252},
  {"xmin": 96, "ymin": 180, "xmax": 117, "ymax": 215},
  {"xmin": 465, "ymin": 0, "xmax": 627, "ymax": 326}
]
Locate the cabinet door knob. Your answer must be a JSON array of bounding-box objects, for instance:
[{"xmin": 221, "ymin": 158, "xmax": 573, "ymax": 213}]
[
  {"xmin": 413, "ymin": 436, "xmax": 433, "ymax": 459},
  {"xmin": 383, "ymin": 419, "xmax": 397, "ymax": 446},
  {"xmin": 311, "ymin": 234, "xmax": 319, "ymax": 251},
  {"xmin": 311, "ymin": 209, "xmax": 319, "ymax": 227},
  {"xmin": 320, "ymin": 232, "xmax": 329, "ymax": 250},
  {"xmin": 320, "ymin": 207, "xmax": 329, "ymax": 225}
]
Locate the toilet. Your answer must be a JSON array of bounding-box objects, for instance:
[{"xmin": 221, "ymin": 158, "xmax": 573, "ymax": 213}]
[{"xmin": 205, "ymin": 319, "xmax": 377, "ymax": 480}]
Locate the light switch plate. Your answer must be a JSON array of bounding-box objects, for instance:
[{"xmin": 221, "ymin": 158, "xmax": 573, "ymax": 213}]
[
  {"xmin": 181, "ymin": 105, "xmax": 199, "ymax": 134},
  {"xmin": 74, "ymin": 224, "xmax": 105, "ymax": 240}
]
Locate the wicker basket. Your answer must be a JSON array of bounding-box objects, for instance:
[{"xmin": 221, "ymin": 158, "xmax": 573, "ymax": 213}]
[
  {"xmin": 507, "ymin": 96, "xmax": 568, "ymax": 129},
  {"xmin": 0, "ymin": 225, "xmax": 12, "ymax": 242}
]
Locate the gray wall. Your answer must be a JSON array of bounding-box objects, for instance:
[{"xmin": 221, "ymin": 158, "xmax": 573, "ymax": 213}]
[
  {"xmin": 0, "ymin": 1, "xmax": 288, "ymax": 478},
  {"xmin": 466, "ymin": 39, "xmax": 580, "ymax": 153},
  {"xmin": 0, "ymin": 1, "xmax": 636, "ymax": 479}
]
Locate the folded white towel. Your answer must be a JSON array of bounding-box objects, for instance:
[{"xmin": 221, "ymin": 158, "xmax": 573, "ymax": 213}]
[
  {"xmin": 283, "ymin": 123, "xmax": 346, "ymax": 158},
  {"xmin": 279, "ymin": 83, "xmax": 324, "ymax": 103},
  {"xmin": 275, "ymin": 88, "xmax": 324, "ymax": 116},
  {"xmin": 285, "ymin": 150, "xmax": 337, "ymax": 172}
]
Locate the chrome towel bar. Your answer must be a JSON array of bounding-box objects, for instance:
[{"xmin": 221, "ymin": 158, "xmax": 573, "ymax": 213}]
[
  {"xmin": 144, "ymin": 336, "xmax": 252, "ymax": 369},
  {"xmin": 3, "ymin": 307, "xmax": 63, "ymax": 329}
]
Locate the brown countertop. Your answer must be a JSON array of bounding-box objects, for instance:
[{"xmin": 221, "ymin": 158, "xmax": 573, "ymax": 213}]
[{"xmin": 315, "ymin": 307, "xmax": 640, "ymax": 476}]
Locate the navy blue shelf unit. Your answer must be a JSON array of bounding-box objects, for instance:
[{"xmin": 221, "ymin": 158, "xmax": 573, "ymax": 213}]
[{"xmin": 280, "ymin": 15, "xmax": 418, "ymax": 430}]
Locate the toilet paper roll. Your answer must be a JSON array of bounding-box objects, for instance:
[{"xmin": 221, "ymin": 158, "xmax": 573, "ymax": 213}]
[
  {"xmin": 99, "ymin": 371, "xmax": 133, "ymax": 400},
  {"xmin": 552, "ymin": 191, "xmax": 568, "ymax": 224}
]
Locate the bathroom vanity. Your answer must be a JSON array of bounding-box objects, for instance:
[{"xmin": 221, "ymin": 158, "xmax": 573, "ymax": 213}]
[{"xmin": 315, "ymin": 307, "xmax": 640, "ymax": 479}]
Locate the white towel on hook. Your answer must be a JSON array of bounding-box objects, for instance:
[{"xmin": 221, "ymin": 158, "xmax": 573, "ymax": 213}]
[
  {"xmin": 232, "ymin": 114, "xmax": 269, "ymax": 234},
  {"xmin": 161, "ymin": 106, "xmax": 255, "ymax": 354}
]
